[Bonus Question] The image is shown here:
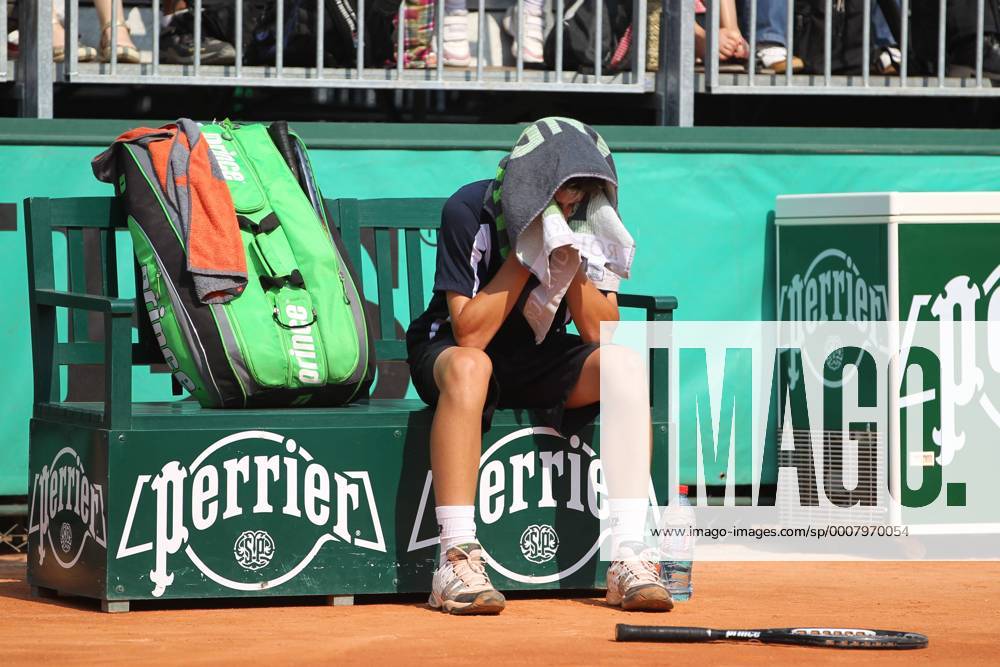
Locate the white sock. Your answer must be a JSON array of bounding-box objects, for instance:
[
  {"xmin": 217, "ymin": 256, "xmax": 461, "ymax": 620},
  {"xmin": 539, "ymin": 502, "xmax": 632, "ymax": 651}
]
[
  {"xmin": 444, "ymin": 0, "xmax": 466, "ymax": 14},
  {"xmin": 436, "ymin": 505, "xmax": 476, "ymax": 566},
  {"xmin": 609, "ymin": 498, "xmax": 649, "ymax": 558},
  {"xmin": 523, "ymin": 0, "xmax": 544, "ymax": 14}
]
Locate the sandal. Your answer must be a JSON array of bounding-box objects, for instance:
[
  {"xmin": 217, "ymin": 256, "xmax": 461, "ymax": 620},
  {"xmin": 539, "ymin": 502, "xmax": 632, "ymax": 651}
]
[
  {"xmin": 53, "ymin": 43, "xmax": 99, "ymax": 63},
  {"xmin": 99, "ymin": 20, "xmax": 141, "ymax": 64},
  {"xmin": 52, "ymin": 21, "xmax": 98, "ymax": 64}
]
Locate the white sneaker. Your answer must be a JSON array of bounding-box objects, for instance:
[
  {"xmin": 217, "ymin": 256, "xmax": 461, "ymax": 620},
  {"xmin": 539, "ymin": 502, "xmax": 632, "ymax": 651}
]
[
  {"xmin": 502, "ymin": 6, "xmax": 545, "ymax": 64},
  {"xmin": 443, "ymin": 10, "xmax": 471, "ymax": 67},
  {"xmin": 606, "ymin": 542, "xmax": 673, "ymax": 612},
  {"xmin": 755, "ymin": 42, "xmax": 804, "ymax": 74},
  {"xmin": 874, "ymin": 45, "xmax": 902, "ymax": 74},
  {"xmin": 428, "ymin": 542, "xmax": 506, "ymax": 615}
]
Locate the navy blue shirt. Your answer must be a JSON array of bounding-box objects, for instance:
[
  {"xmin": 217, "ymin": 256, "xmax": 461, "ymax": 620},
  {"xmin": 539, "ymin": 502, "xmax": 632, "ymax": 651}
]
[{"xmin": 406, "ymin": 180, "xmax": 572, "ymax": 355}]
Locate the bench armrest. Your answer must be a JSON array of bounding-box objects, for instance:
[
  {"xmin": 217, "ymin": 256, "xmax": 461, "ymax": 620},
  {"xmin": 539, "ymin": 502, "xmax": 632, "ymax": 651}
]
[
  {"xmin": 32, "ymin": 288, "xmax": 135, "ymax": 430},
  {"xmin": 35, "ymin": 289, "xmax": 135, "ymax": 315},
  {"xmin": 617, "ymin": 293, "xmax": 678, "ymax": 320},
  {"xmin": 613, "ymin": 293, "xmax": 674, "ymax": 428}
]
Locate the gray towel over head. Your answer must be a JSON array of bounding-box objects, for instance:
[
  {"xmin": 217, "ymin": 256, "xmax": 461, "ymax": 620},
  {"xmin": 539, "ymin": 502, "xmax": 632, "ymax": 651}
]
[{"xmin": 484, "ymin": 117, "xmax": 635, "ymax": 343}]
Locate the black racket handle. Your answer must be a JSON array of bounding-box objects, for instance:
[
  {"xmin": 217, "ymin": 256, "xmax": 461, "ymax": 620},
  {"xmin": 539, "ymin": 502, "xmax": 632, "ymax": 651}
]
[{"xmin": 616, "ymin": 625, "xmax": 715, "ymax": 643}]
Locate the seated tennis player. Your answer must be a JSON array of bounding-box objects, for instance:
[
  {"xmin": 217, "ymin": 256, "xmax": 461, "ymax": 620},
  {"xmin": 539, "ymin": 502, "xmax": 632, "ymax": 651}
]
[{"xmin": 406, "ymin": 117, "xmax": 669, "ymax": 615}]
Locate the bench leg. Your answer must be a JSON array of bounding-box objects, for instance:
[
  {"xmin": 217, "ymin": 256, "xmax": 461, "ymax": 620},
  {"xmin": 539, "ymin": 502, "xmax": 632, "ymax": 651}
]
[
  {"xmin": 30, "ymin": 585, "xmax": 57, "ymax": 599},
  {"xmin": 326, "ymin": 595, "xmax": 354, "ymax": 607},
  {"xmin": 101, "ymin": 600, "xmax": 130, "ymax": 613}
]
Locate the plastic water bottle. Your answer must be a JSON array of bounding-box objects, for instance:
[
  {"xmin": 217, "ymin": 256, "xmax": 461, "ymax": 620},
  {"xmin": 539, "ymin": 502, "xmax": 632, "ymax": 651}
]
[{"xmin": 660, "ymin": 485, "xmax": 695, "ymax": 601}]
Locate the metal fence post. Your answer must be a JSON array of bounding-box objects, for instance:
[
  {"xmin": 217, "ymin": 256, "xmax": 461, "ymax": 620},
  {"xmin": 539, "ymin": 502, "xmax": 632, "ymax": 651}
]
[
  {"xmin": 18, "ymin": 0, "xmax": 55, "ymax": 118},
  {"xmin": 658, "ymin": 0, "xmax": 694, "ymax": 126}
]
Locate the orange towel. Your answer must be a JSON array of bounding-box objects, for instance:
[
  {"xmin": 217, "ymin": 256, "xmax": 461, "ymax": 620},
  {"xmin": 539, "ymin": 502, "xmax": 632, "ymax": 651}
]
[{"xmin": 93, "ymin": 120, "xmax": 247, "ymax": 304}]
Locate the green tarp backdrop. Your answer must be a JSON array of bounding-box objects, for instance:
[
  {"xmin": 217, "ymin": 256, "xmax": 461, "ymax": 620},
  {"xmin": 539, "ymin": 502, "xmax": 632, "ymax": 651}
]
[{"xmin": 1, "ymin": 121, "xmax": 998, "ymax": 496}]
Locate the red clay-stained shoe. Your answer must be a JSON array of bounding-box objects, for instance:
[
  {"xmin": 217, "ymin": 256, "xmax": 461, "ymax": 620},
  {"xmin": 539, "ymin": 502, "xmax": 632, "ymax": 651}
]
[
  {"xmin": 606, "ymin": 542, "xmax": 673, "ymax": 612},
  {"xmin": 428, "ymin": 543, "xmax": 506, "ymax": 615}
]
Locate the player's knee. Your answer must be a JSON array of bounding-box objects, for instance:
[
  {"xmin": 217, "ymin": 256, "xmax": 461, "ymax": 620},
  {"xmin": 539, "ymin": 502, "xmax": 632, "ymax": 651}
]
[
  {"xmin": 438, "ymin": 347, "xmax": 492, "ymax": 399},
  {"xmin": 599, "ymin": 345, "xmax": 646, "ymax": 390}
]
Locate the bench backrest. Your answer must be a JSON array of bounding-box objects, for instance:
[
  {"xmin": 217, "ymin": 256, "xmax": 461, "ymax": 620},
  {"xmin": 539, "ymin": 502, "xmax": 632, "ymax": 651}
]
[
  {"xmin": 23, "ymin": 195, "xmax": 445, "ymax": 404},
  {"xmin": 326, "ymin": 198, "xmax": 444, "ymax": 362}
]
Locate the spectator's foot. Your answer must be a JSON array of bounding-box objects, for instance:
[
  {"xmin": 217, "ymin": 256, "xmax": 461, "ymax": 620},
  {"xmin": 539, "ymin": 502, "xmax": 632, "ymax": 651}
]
[
  {"xmin": 756, "ymin": 43, "xmax": 804, "ymax": 74},
  {"xmin": 502, "ymin": 5, "xmax": 545, "ymax": 65},
  {"xmin": 51, "ymin": 21, "xmax": 98, "ymax": 64},
  {"xmin": 161, "ymin": 27, "xmax": 236, "ymax": 66},
  {"xmin": 99, "ymin": 21, "xmax": 141, "ymax": 64},
  {"xmin": 443, "ymin": 10, "xmax": 471, "ymax": 67},
  {"xmin": 949, "ymin": 34, "xmax": 1000, "ymax": 80},
  {"xmin": 874, "ymin": 45, "xmax": 901, "ymax": 75}
]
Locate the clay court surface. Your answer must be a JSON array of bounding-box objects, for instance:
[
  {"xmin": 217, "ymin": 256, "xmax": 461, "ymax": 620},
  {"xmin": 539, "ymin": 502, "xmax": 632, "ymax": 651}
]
[{"xmin": 2, "ymin": 554, "xmax": 997, "ymax": 665}]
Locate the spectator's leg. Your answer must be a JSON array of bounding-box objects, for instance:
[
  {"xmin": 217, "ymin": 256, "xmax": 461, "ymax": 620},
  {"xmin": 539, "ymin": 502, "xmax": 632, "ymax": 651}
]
[
  {"xmin": 50, "ymin": 1, "xmax": 98, "ymax": 62},
  {"xmin": 745, "ymin": 0, "xmax": 802, "ymax": 71},
  {"xmin": 50, "ymin": 2, "xmax": 63, "ymax": 57},
  {"xmin": 873, "ymin": 2, "xmax": 898, "ymax": 48},
  {"xmin": 946, "ymin": 0, "xmax": 998, "ymax": 46},
  {"xmin": 933, "ymin": 0, "xmax": 1000, "ymax": 78},
  {"xmin": 872, "ymin": 1, "xmax": 902, "ymax": 73},
  {"xmin": 94, "ymin": 0, "xmax": 141, "ymax": 63},
  {"xmin": 753, "ymin": 0, "xmax": 788, "ymax": 47},
  {"xmin": 909, "ymin": 0, "xmax": 938, "ymax": 72}
]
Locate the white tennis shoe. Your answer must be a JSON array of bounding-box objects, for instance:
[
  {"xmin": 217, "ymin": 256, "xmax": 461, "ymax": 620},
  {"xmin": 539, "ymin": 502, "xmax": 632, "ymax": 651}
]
[
  {"xmin": 606, "ymin": 542, "xmax": 673, "ymax": 611},
  {"xmin": 429, "ymin": 542, "xmax": 506, "ymax": 615}
]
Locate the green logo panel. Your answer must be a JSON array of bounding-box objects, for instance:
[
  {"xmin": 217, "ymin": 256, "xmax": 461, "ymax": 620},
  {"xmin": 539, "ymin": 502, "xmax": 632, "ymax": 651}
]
[
  {"xmin": 100, "ymin": 422, "xmax": 622, "ymax": 600},
  {"xmin": 26, "ymin": 422, "xmax": 109, "ymax": 600},
  {"xmin": 109, "ymin": 427, "xmax": 409, "ymax": 599},
  {"xmin": 778, "ymin": 224, "xmax": 889, "ymax": 323}
]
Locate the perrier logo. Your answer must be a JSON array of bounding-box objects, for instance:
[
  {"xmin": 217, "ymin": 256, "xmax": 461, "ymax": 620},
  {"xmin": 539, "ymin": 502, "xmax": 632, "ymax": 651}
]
[
  {"xmin": 117, "ymin": 430, "xmax": 386, "ymax": 597},
  {"xmin": 409, "ymin": 427, "xmax": 618, "ymax": 585},
  {"xmin": 28, "ymin": 447, "xmax": 107, "ymax": 569}
]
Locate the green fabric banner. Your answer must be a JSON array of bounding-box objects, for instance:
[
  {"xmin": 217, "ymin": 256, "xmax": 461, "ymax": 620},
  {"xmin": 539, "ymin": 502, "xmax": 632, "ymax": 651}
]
[{"xmin": 1, "ymin": 133, "xmax": 998, "ymax": 494}]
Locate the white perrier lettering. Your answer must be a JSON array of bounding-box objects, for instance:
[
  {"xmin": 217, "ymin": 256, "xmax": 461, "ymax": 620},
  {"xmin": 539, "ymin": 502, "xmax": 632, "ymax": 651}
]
[{"xmin": 118, "ymin": 431, "xmax": 385, "ymax": 597}]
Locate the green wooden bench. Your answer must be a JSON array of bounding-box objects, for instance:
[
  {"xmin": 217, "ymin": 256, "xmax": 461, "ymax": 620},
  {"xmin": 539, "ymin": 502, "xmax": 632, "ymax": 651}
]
[{"xmin": 23, "ymin": 194, "xmax": 677, "ymax": 612}]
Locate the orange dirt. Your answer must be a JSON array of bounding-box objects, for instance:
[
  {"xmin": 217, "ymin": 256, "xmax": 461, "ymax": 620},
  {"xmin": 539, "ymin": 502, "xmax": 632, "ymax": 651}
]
[{"xmin": 2, "ymin": 554, "xmax": 997, "ymax": 665}]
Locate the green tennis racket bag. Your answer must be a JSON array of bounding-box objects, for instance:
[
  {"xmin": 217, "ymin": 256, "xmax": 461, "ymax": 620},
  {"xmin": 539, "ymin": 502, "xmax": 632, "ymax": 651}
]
[{"xmin": 100, "ymin": 119, "xmax": 374, "ymax": 408}]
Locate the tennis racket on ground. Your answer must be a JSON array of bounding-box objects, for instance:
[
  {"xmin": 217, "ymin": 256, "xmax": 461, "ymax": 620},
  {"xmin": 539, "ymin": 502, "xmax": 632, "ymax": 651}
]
[{"xmin": 615, "ymin": 625, "xmax": 928, "ymax": 649}]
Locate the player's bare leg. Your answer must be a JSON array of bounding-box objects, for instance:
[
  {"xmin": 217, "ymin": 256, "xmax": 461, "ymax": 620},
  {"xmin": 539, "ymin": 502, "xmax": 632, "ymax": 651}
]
[
  {"xmin": 426, "ymin": 346, "xmax": 506, "ymax": 615},
  {"xmin": 567, "ymin": 346, "xmax": 672, "ymax": 612}
]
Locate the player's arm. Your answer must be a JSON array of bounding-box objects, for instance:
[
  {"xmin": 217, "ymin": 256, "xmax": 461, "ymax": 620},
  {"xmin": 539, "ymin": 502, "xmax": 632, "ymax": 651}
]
[
  {"xmin": 565, "ymin": 265, "xmax": 619, "ymax": 344},
  {"xmin": 448, "ymin": 252, "xmax": 531, "ymax": 350}
]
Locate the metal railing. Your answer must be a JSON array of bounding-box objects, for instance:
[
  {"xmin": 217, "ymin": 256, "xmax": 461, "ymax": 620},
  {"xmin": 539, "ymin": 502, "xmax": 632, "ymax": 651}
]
[
  {"xmin": 15, "ymin": 0, "xmax": 1000, "ymax": 123},
  {"xmin": 702, "ymin": 0, "xmax": 1000, "ymax": 96},
  {"xmin": 48, "ymin": 0, "xmax": 654, "ymax": 90},
  {"xmin": 1, "ymin": 0, "xmax": 9, "ymax": 82},
  {"xmin": 16, "ymin": 0, "xmax": 681, "ymax": 121}
]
